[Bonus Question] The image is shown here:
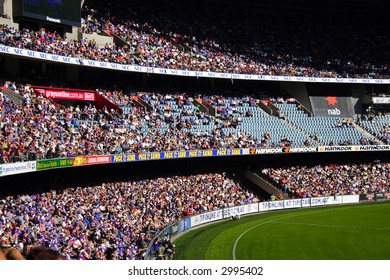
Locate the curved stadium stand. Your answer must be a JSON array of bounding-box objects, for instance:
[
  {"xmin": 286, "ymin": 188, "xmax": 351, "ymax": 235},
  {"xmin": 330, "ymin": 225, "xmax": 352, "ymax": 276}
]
[{"xmin": 0, "ymin": 0, "xmax": 390, "ymax": 260}]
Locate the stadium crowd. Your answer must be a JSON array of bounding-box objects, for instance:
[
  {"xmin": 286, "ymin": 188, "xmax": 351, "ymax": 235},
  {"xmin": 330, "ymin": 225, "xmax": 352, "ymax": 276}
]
[
  {"xmin": 2, "ymin": 80, "xmax": 390, "ymax": 163},
  {"xmin": 379, "ymin": 124, "xmax": 390, "ymax": 144},
  {"xmin": 1, "ymin": 0, "xmax": 390, "ymax": 263},
  {"xmin": 261, "ymin": 162, "xmax": 390, "ymax": 198},
  {"xmin": 78, "ymin": 0, "xmax": 389, "ymax": 78},
  {"xmin": 1, "ymin": 0, "xmax": 389, "ymax": 78},
  {"xmin": 0, "ymin": 172, "xmax": 259, "ymax": 260},
  {"xmin": 1, "ymin": 82, "xmax": 268, "ymax": 163},
  {"xmin": 78, "ymin": 0, "xmax": 389, "ymax": 77}
]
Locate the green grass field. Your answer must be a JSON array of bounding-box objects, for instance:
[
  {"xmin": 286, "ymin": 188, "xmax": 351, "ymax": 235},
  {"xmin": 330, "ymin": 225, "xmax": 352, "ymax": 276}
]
[{"xmin": 173, "ymin": 202, "xmax": 390, "ymax": 260}]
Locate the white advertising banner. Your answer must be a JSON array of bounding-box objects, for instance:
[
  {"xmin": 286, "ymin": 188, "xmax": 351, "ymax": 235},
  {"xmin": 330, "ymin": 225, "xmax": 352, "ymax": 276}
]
[
  {"xmin": 289, "ymin": 147, "xmax": 317, "ymax": 153},
  {"xmin": 254, "ymin": 148, "xmax": 284, "ymax": 154},
  {"xmin": 302, "ymin": 198, "xmax": 311, "ymax": 207},
  {"xmin": 318, "ymin": 146, "xmax": 356, "ymax": 152},
  {"xmin": 194, "ymin": 209, "xmax": 224, "ymax": 226},
  {"xmin": 222, "ymin": 205, "xmax": 246, "ymax": 218},
  {"xmin": 357, "ymin": 145, "xmax": 390, "ymax": 152},
  {"xmin": 310, "ymin": 196, "xmax": 330, "ymax": 206},
  {"xmin": 222, "ymin": 203, "xmax": 260, "ymax": 216},
  {"xmin": 323, "ymin": 196, "xmax": 343, "ymax": 206},
  {"xmin": 259, "ymin": 202, "xmax": 269, "ymax": 212},
  {"xmin": 372, "ymin": 97, "xmax": 390, "ymax": 104},
  {"xmin": 1, "ymin": 45, "xmax": 390, "ymax": 84},
  {"xmin": 341, "ymin": 195, "xmax": 360, "ymax": 204},
  {"xmin": 0, "ymin": 161, "xmax": 36, "ymax": 177},
  {"xmin": 247, "ymin": 202, "xmax": 259, "ymax": 214},
  {"xmin": 284, "ymin": 199, "xmax": 302, "ymax": 209},
  {"xmin": 190, "ymin": 215, "xmax": 201, "ymax": 228},
  {"xmin": 268, "ymin": 200, "xmax": 285, "ymax": 210}
]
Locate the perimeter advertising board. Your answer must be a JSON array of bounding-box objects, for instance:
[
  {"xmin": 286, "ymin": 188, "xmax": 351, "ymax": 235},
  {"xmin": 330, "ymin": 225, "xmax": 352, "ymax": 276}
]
[
  {"xmin": 21, "ymin": 0, "xmax": 81, "ymax": 26},
  {"xmin": 0, "ymin": 161, "xmax": 36, "ymax": 177},
  {"xmin": 34, "ymin": 88, "xmax": 95, "ymax": 101},
  {"xmin": 1, "ymin": 46, "xmax": 390, "ymax": 84},
  {"xmin": 309, "ymin": 96, "xmax": 355, "ymax": 117}
]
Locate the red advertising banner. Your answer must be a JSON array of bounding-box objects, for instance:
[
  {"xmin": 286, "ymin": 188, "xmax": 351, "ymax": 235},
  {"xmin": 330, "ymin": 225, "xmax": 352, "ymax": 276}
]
[
  {"xmin": 72, "ymin": 155, "xmax": 111, "ymax": 166},
  {"xmin": 42, "ymin": 89, "xmax": 95, "ymax": 101},
  {"xmin": 86, "ymin": 155, "xmax": 111, "ymax": 165},
  {"xmin": 31, "ymin": 86, "xmax": 123, "ymax": 114}
]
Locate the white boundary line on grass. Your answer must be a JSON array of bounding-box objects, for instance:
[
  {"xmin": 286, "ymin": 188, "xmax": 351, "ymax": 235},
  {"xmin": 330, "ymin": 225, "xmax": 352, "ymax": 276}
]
[
  {"xmin": 231, "ymin": 204, "xmax": 381, "ymax": 260},
  {"xmin": 232, "ymin": 204, "xmax": 390, "ymax": 260},
  {"xmin": 270, "ymin": 221, "xmax": 390, "ymax": 231},
  {"xmin": 232, "ymin": 209, "xmax": 330, "ymax": 260}
]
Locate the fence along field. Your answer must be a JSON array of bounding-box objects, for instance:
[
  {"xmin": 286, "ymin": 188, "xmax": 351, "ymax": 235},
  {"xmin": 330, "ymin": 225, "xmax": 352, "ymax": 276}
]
[{"xmin": 173, "ymin": 202, "xmax": 390, "ymax": 260}]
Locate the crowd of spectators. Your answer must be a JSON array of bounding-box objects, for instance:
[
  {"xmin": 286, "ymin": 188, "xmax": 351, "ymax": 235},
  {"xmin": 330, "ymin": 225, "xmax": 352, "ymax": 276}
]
[
  {"xmin": 0, "ymin": 172, "xmax": 259, "ymax": 259},
  {"xmin": 1, "ymin": 0, "xmax": 389, "ymax": 78},
  {"xmin": 80, "ymin": 6, "xmax": 103, "ymax": 35},
  {"xmin": 2, "ymin": 81, "xmax": 390, "ymax": 163},
  {"xmin": 96, "ymin": 88, "xmax": 132, "ymax": 106},
  {"xmin": 0, "ymin": 24, "xmax": 133, "ymax": 65},
  {"xmin": 0, "ymin": 82, "xmax": 144, "ymax": 162},
  {"xmin": 1, "ymin": 82, "xmax": 267, "ymax": 163},
  {"xmin": 261, "ymin": 162, "xmax": 390, "ymax": 198},
  {"xmin": 379, "ymin": 124, "xmax": 390, "ymax": 144},
  {"xmin": 78, "ymin": 0, "xmax": 389, "ymax": 78},
  {"xmin": 2, "ymin": 0, "xmax": 390, "ymax": 262}
]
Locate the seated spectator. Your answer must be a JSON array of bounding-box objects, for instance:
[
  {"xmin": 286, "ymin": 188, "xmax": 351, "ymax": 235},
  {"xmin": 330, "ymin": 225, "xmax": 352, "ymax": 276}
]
[
  {"xmin": 0, "ymin": 240, "xmax": 25, "ymax": 260},
  {"xmin": 261, "ymin": 162, "xmax": 390, "ymax": 198},
  {"xmin": 2, "ymin": 0, "xmax": 389, "ymax": 81},
  {"xmin": 0, "ymin": 172, "xmax": 259, "ymax": 259},
  {"xmin": 26, "ymin": 247, "xmax": 67, "ymax": 260}
]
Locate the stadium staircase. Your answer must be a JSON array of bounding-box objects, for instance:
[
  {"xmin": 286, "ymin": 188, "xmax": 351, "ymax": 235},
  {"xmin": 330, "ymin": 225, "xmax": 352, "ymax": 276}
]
[
  {"xmin": 131, "ymin": 95, "xmax": 153, "ymax": 112},
  {"xmin": 169, "ymin": 37, "xmax": 192, "ymax": 53},
  {"xmin": 102, "ymin": 30, "xmax": 129, "ymax": 47},
  {"xmin": 352, "ymin": 121, "xmax": 386, "ymax": 145},
  {"xmin": 257, "ymin": 100, "xmax": 275, "ymax": 116},
  {"xmin": 193, "ymin": 98, "xmax": 216, "ymax": 116},
  {"xmin": 244, "ymin": 168, "xmax": 288, "ymax": 199},
  {"xmin": 1, "ymin": 86, "xmax": 25, "ymax": 106},
  {"xmin": 280, "ymin": 117, "xmax": 320, "ymax": 145}
]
